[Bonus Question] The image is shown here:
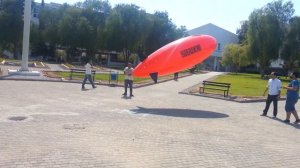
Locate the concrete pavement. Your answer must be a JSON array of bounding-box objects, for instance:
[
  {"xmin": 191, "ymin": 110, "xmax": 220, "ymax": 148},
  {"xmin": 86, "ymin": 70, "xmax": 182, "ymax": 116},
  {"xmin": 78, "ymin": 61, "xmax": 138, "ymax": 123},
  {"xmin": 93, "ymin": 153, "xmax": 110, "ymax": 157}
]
[{"xmin": 0, "ymin": 72, "xmax": 299, "ymax": 168}]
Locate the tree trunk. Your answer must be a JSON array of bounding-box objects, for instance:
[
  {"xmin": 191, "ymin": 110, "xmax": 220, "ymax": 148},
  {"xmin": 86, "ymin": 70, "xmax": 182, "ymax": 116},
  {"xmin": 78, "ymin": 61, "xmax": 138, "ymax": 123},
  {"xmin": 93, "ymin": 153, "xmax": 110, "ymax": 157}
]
[
  {"xmin": 260, "ymin": 68, "xmax": 265, "ymax": 79},
  {"xmin": 123, "ymin": 48, "xmax": 130, "ymax": 66},
  {"xmin": 13, "ymin": 43, "xmax": 18, "ymax": 59}
]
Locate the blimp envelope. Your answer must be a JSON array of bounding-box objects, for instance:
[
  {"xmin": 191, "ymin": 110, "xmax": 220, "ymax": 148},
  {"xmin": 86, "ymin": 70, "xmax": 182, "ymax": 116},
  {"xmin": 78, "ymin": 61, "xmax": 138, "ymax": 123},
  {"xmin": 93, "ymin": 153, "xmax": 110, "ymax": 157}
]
[{"xmin": 133, "ymin": 35, "xmax": 217, "ymax": 80}]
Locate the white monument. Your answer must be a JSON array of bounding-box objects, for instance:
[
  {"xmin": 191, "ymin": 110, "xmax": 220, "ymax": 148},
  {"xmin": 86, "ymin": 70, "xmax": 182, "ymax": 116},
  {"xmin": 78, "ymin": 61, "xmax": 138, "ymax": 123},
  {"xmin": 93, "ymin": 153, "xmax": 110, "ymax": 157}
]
[{"xmin": 8, "ymin": 0, "xmax": 40, "ymax": 76}]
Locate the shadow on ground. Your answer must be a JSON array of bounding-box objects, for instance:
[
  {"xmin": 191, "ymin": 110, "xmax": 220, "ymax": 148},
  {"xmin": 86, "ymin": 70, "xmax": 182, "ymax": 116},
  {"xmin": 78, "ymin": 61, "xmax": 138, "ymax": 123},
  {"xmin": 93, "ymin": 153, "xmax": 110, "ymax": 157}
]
[
  {"xmin": 267, "ymin": 116, "xmax": 300, "ymax": 129},
  {"xmin": 131, "ymin": 106, "xmax": 229, "ymax": 119}
]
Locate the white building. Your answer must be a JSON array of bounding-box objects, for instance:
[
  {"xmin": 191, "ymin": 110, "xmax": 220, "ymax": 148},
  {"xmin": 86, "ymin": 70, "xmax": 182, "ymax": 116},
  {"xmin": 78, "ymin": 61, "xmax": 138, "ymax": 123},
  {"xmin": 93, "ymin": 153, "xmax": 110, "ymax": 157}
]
[{"xmin": 188, "ymin": 23, "xmax": 238, "ymax": 71}]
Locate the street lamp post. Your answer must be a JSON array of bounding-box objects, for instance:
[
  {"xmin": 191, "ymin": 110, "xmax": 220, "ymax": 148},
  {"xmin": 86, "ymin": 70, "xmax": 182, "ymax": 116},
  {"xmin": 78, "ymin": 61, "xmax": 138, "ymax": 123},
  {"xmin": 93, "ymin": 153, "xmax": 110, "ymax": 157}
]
[
  {"xmin": 19, "ymin": 0, "xmax": 31, "ymax": 71},
  {"xmin": 9, "ymin": 0, "xmax": 39, "ymax": 76}
]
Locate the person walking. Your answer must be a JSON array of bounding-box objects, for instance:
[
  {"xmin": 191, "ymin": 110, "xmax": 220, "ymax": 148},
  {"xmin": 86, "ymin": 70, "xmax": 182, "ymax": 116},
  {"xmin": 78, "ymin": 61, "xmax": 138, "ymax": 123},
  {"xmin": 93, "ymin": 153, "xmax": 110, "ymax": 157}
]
[
  {"xmin": 82, "ymin": 61, "xmax": 96, "ymax": 90},
  {"xmin": 174, "ymin": 72, "xmax": 179, "ymax": 81},
  {"xmin": 123, "ymin": 63, "xmax": 134, "ymax": 97},
  {"xmin": 283, "ymin": 72, "xmax": 300, "ymax": 123},
  {"xmin": 261, "ymin": 72, "xmax": 282, "ymax": 118}
]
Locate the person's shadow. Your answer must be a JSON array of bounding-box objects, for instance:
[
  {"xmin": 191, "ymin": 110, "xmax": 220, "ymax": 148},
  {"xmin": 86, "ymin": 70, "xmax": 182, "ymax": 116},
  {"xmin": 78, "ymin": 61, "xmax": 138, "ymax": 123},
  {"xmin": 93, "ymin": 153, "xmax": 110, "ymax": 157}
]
[
  {"xmin": 122, "ymin": 95, "xmax": 133, "ymax": 99},
  {"xmin": 130, "ymin": 106, "xmax": 229, "ymax": 119},
  {"xmin": 268, "ymin": 116, "xmax": 300, "ymax": 129}
]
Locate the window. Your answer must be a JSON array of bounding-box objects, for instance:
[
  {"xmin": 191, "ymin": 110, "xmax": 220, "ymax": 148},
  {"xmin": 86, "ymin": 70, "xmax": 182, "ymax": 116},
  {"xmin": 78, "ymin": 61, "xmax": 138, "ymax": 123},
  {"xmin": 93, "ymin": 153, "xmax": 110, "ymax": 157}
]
[{"xmin": 217, "ymin": 43, "xmax": 221, "ymax": 50}]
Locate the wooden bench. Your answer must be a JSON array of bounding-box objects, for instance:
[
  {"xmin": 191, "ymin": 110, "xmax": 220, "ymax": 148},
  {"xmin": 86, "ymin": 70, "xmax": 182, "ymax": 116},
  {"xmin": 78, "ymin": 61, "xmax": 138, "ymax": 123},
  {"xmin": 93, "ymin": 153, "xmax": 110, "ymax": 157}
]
[
  {"xmin": 69, "ymin": 68, "xmax": 96, "ymax": 81},
  {"xmin": 199, "ymin": 80, "xmax": 231, "ymax": 97}
]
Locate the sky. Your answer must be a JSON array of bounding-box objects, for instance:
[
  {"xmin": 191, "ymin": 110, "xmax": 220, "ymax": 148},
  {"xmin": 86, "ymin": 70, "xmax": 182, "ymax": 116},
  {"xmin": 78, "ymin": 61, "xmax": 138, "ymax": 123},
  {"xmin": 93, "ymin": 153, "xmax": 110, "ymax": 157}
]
[{"xmin": 45, "ymin": 0, "xmax": 300, "ymax": 34}]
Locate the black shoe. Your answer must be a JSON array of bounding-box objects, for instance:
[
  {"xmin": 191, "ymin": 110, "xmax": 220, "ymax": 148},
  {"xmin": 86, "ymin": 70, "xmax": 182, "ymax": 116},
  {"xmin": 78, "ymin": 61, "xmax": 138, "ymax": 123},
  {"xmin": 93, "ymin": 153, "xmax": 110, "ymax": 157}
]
[
  {"xmin": 93, "ymin": 86, "xmax": 97, "ymax": 89},
  {"xmin": 294, "ymin": 119, "xmax": 300, "ymax": 124},
  {"xmin": 260, "ymin": 113, "xmax": 267, "ymax": 116},
  {"xmin": 284, "ymin": 119, "xmax": 290, "ymax": 123},
  {"xmin": 130, "ymin": 94, "xmax": 134, "ymax": 97},
  {"xmin": 272, "ymin": 116, "xmax": 277, "ymax": 118},
  {"xmin": 122, "ymin": 93, "xmax": 127, "ymax": 96}
]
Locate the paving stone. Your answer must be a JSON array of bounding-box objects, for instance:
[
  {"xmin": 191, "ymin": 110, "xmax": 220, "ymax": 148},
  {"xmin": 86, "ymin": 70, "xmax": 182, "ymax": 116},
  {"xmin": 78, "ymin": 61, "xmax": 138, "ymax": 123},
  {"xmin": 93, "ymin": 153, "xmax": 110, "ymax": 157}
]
[{"xmin": 0, "ymin": 72, "xmax": 299, "ymax": 168}]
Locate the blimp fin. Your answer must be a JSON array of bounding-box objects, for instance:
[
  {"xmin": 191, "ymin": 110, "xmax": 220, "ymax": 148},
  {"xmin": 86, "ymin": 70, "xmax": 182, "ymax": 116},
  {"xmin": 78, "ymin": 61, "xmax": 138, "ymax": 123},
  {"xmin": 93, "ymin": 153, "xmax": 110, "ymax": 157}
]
[{"xmin": 150, "ymin": 72, "xmax": 158, "ymax": 83}]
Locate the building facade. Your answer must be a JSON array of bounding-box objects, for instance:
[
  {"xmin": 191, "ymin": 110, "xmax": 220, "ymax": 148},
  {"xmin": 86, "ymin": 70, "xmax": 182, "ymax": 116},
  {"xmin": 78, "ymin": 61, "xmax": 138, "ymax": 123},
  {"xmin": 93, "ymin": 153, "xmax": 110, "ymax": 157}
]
[{"xmin": 188, "ymin": 23, "xmax": 238, "ymax": 71}]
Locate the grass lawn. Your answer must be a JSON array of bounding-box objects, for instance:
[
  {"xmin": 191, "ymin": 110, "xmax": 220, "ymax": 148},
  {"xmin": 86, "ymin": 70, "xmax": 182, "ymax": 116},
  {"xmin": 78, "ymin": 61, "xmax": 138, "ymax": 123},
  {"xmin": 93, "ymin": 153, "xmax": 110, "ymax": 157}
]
[
  {"xmin": 2, "ymin": 58, "xmax": 20, "ymax": 62},
  {"xmin": 213, "ymin": 73, "xmax": 290, "ymax": 97},
  {"xmin": 53, "ymin": 71, "xmax": 190, "ymax": 83}
]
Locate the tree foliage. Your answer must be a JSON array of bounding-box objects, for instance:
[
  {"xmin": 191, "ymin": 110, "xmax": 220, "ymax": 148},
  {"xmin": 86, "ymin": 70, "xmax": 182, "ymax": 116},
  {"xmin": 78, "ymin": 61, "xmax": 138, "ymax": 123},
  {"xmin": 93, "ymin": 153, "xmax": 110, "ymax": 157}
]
[
  {"xmin": 221, "ymin": 44, "xmax": 250, "ymax": 72},
  {"xmin": 0, "ymin": 0, "xmax": 187, "ymax": 64},
  {"xmin": 144, "ymin": 12, "xmax": 181, "ymax": 55},
  {"xmin": 0, "ymin": 0, "xmax": 24, "ymax": 58},
  {"xmin": 236, "ymin": 20, "xmax": 248, "ymax": 44},
  {"xmin": 281, "ymin": 16, "xmax": 300, "ymax": 71},
  {"xmin": 244, "ymin": 0, "xmax": 294, "ymax": 74}
]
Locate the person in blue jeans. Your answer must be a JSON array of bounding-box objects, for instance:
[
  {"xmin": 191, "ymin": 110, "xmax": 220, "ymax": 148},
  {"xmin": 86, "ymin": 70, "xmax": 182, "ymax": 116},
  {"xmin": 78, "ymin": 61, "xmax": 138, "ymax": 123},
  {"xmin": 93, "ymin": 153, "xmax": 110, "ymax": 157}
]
[
  {"xmin": 82, "ymin": 61, "xmax": 96, "ymax": 90},
  {"xmin": 123, "ymin": 63, "xmax": 134, "ymax": 97},
  {"xmin": 283, "ymin": 72, "xmax": 300, "ymax": 123}
]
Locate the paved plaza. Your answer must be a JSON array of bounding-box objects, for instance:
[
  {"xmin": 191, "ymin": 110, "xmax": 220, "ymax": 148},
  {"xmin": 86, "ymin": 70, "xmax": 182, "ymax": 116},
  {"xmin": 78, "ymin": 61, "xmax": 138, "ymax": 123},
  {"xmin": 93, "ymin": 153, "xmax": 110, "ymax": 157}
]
[{"xmin": 0, "ymin": 72, "xmax": 299, "ymax": 168}]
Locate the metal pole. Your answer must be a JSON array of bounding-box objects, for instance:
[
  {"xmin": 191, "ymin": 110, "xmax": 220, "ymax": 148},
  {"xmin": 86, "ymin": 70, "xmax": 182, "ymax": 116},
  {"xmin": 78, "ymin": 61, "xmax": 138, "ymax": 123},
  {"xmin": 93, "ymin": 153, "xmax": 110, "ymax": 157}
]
[{"xmin": 20, "ymin": 0, "xmax": 31, "ymax": 71}]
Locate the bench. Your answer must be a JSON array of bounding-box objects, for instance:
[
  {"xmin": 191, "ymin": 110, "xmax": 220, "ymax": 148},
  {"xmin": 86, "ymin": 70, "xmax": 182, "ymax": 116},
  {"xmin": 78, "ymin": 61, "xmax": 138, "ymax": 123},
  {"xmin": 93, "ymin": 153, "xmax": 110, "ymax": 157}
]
[
  {"xmin": 199, "ymin": 80, "xmax": 231, "ymax": 97},
  {"xmin": 69, "ymin": 68, "xmax": 96, "ymax": 81}
]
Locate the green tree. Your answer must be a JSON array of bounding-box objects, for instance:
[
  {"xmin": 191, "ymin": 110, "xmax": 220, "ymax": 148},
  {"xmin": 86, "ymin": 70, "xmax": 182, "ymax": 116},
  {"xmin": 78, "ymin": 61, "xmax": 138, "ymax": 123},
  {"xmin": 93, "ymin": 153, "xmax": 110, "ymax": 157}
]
[
  {"xmin": 0, "ymin": 0, "xmax": 24, "ymax": 58},
  {"xmin": 265, "ymin": 0, "xmax": 294, "ymax": 41},
  {"xmin": 246, "ymin": 0, "xmax": 294, "ymax": 75},
  {"xmin": 281, "ymin": 16, "xmax": 300, "ymax": 72},
  {"xmin": 104, "ymin": 4, "xmax": 147, "ymax": 64},
  {"xmin": 144, "ymin": 11, "xmax": 179, "ymax": 55},
  {"xmin": 236, "ymin": 20, "xmax": 248, "ymax": 44},
  {"xmin": 58, "ymin": 6, "xmax": 95, "ymax": 61},
  {"xmin": 38, "ymin": 3, "xmax": 66, "ymax": 59},
  {"xmin": 30, "ymin": 23, "xmax": 41, "ymax": 56},
  {"xmin": 222, "ymin": 44, "xmax": 250, "ymax": 72},
  {"xmin": 75, "ymin": 0, "xmax": 111, "ymax": 56}
]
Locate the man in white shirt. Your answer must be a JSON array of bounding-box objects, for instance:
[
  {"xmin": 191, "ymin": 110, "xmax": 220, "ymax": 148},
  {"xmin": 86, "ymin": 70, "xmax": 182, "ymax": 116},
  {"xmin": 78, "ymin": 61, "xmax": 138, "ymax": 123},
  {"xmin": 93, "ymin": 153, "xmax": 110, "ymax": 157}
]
[
  {"xmin": 123, "ymin": 63, "xmax": 134, "ymax": 97},
  {"xmin": 82, "ymin": 61, "xmax": 96, "ymax": 90},
  {"xmin": 261, "ymin": 72, "xmax": 282, "ymax": 117}
]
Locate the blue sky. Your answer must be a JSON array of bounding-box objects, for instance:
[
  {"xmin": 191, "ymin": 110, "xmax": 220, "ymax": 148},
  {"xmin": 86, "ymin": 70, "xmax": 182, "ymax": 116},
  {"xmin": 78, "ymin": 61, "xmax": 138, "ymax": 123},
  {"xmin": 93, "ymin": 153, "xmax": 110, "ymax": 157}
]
[{"xmin": 46, "ymin": 0, "xmax": 300, "ymax": 34}]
